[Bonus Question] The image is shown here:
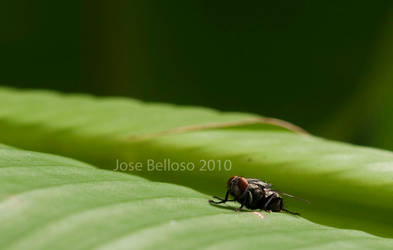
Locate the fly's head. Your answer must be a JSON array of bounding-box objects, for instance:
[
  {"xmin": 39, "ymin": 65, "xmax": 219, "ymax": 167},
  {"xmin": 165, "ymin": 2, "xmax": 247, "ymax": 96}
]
[{"xmin": 227, "ymin": 176, "xmax": 249, "ymax": 197}]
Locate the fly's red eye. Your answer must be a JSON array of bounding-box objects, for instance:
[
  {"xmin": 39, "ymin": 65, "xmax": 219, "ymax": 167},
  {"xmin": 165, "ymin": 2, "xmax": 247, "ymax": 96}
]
[
  {"xmin": 238, "ymin": 177, "xmax": 249, "ymax": 192},
  {"xmin": 227, "ymin": 176, "xmax": 237, "ymax": 187}
]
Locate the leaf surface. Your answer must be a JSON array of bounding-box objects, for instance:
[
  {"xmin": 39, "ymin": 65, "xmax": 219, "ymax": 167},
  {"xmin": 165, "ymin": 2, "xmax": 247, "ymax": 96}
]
[
  {"xmin": 0, "ymin": 87, "xmax": 392, "ymax": 238},
  {"xmin": 1, "ymin": 144, "xmax": 392, "ymax": 250}
]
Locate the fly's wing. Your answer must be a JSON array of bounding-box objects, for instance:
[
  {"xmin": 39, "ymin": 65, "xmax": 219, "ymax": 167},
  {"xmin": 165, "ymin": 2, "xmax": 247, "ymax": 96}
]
[
  {"xmin": 246, "ymin": 178, "xmax": 272, "ymax": 189},
  {"xmin": 247, "ymin": 178, "xmax": 310, "ymax": 204},
  {"xmin": 273, "ymin": 190, "xmax": 310, "ymax": 204}
]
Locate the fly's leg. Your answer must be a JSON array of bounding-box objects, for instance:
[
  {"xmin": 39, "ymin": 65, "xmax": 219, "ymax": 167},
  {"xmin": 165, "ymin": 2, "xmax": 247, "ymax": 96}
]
[
  {"xmin": 209, "ymin": 191, "xmax": 234, "ymax": 204},
  {"xmin": 235, "ymin": 190, "xmax": 251, "ymax": 212},
  {"xmin": 264, "ymin": 194, "xmax": 275, "ymax": 211},
  {"xmin": 282, "ymin": 208, "xmax": 300, "ymax": 216}
]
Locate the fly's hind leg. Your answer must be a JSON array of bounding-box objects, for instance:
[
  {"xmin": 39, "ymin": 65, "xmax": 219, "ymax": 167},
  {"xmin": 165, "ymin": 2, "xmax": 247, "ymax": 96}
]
[
  {"xmin": 282, "ymin": 208, "xmax": 300, "ymax": 216},
  {"xmin": 264, "ymin": 195, "xmax": 275, "ymax": 211}
]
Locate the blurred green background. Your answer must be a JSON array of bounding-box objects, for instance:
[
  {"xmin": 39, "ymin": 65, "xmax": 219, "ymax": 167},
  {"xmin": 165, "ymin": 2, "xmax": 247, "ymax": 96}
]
[{"xmin": 1, "ymin": 1, "xmax": 393, "ymax": 150}]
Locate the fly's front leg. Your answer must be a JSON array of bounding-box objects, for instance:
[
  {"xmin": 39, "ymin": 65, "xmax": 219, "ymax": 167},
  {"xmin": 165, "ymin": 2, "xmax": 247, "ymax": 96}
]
[{"xmin": 209, "ymin": 191, "xmax": 233, "ymax": 204}]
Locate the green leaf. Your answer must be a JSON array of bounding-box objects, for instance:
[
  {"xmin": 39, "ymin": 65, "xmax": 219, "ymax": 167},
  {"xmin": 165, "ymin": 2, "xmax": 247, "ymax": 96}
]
[
  {"xmin": 1, "ymin": 144, "xmax": 393, "ymax": 250},
  {"xmin": 0, "ymin": 87, "xmax": 392, "ymax": 239}
]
